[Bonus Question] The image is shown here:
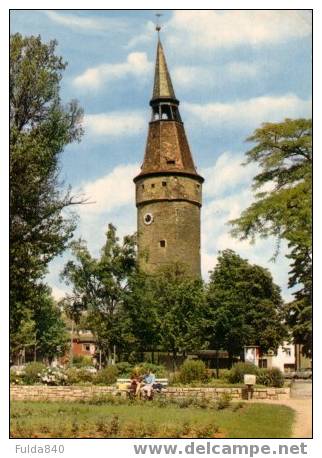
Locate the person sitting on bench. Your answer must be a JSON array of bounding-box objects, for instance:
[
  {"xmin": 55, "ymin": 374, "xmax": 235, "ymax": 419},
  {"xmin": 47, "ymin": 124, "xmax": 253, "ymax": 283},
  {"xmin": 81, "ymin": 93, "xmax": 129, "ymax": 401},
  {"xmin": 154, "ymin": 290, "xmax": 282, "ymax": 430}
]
[
  {"xmin": 129, "ymin": 372, "xmax": 142, "ymax": 397},
  {"xmin": 141, "ymin": 370, "xmax": 156, "ymax": 399}
]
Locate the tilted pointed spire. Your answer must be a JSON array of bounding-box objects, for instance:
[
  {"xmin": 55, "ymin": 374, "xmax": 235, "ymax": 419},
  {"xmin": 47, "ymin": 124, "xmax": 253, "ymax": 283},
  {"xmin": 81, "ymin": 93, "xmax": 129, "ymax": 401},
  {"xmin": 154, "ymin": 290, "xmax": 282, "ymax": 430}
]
[
  {"xmin": 152, "ymin": 39, "xmax": 176, "ymax": 101},
  {"xmin": 134, "ymin": 34, "xmax": 203, "ymax": 183}
]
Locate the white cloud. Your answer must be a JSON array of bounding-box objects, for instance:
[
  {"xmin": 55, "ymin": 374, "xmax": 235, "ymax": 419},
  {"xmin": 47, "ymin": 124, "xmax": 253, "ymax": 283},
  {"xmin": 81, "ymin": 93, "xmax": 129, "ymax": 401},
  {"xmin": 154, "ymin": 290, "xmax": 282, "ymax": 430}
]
[
  {"xmin": 78, "ymin": 163, "xmax": 139, "ymax": 216},
  {"xmin": 73, "ymin": 52, "xmax": 152, "ymax": 89},
  {"xmin": 125, "ymin": 21, "xmax": 155, "ymax": 48},
  {"xmin": 172, "ymin": 66, "xmax": 211, "ymax": 88},
  {"xmin": 173, "ymin": 60, "xmax": 264, "ymax": 90},
  {"xmin": 74, "ymin": 164, "xmax": 138, "ymax": 258},
  {"xmin": 84, "ymin": 112, "xmax": 146, "ymax": 137},
  {"xmin": 46, "ymin": 11, "xmax": 124, "ymax": 31},
  {"xmin": 184, "ymin": 94, "xmax": 311, "ymax": 128},
  {"xmin": 168, "ymin": 10, "xmax": 311, "ymax": 51},
  {"xmin": 226, "ymin": 61, "xmax": 260, "ymax": 78},
  {"xmin": 201, "ymin": 152, "xmax": 258, "ymax": 198}
]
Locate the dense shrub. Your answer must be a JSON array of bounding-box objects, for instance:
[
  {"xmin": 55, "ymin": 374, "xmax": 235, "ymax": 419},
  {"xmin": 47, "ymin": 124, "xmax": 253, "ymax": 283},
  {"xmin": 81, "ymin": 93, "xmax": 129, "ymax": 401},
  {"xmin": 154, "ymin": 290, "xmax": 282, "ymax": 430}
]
[
  {"xmin": 168, "ymin": 371, "xmax": 181, "ymax": 385},
  {"xmin": 72, "ymin": 355, "xmax": 93, "ymax": 368},
  {"xmin": 23, "ymin": 362, "xmax": 46, "ymax": 384},
  {"xmin": 178, "ymin": 360, "xmax": 208, "ymax": 384},
  {"xmin": 64, "ymin": 367, "xmax": 81, "ymax": 384},
  {"xmin": 131, "ymin": 363, "xmax": 167, "ymax": 378},
  {"xmin": 115, "ymin": 362, "xmax": 133, "ymax": 377},
  {"xmin": 218, "ymin": 369, "xmax": 230, "ymax": 380},
  {"xmin": 76, "ymin": 368, "xmax": 96, "ymax": 383},
  {"xmin": 227, "ymin": 363, "xmax": 259, "ymax": 384},
  {"xmin": 133, "ymin": 363, "xmax": 167, "ymax": 377},
  {"xmin": 257, "ymin": 367, "xmax": 284, "ymax": 387},
  {"xmin": 64, "ymin": 367, "xmax": 95, "ymax": 384},
  {"xmin": 10, "ymin": 369, "xmax": 24, "ymax": 385},
  {"xmin": 216, "ymin": 392, "xmax": 232, "ymax": 410},
  {"xmin": 95, "ymin": 366, "xmax": 119, "ymax": 385}
]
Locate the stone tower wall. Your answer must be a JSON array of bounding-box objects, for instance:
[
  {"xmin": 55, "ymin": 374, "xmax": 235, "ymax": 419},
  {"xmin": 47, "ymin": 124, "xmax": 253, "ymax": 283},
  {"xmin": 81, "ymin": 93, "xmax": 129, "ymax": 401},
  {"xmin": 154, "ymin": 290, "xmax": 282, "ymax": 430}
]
[{"xmin": 136, "ymin": 175, "xmax": 202, "ymax": 276}]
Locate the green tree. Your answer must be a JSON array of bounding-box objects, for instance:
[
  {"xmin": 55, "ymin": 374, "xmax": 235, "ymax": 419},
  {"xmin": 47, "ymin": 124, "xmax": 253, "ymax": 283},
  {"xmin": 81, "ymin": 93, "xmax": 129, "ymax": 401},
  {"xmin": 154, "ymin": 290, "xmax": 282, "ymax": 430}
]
[
  {"xmin": 123, "ymin": 271, "xmax": 161, "ymax": 361},
  {"xmin": 151, "ymin": 263, "xmax": 206, "ymax": 369},
  {"xmin": 10, "ymin": 33, "xmax": 84, "ymax": 360},
  {"xmin": 10, "ymin": 310, "xmax": 36, "ymax": 365},
  {"xmin": 33, "ymin": 290, "xmax": 70, "ymax": 362},
  {"xmin": 229, "ymin": 118, "xmax": 312, "ymax": 356},
  {"xmin": 61, "ymin": 224, "xmax": 136, "ymax": 363},
  {"xmin": 206, "ymin": 250, "xmax": 286, "ymax": 364}
]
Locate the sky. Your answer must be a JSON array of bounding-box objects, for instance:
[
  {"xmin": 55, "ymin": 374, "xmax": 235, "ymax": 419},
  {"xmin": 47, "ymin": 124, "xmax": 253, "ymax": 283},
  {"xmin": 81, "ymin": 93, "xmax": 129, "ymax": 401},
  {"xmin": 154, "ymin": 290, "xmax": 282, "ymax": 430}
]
[{"xmin": 10, "ymin": 9, "xmax": 312, "ymax": 301}]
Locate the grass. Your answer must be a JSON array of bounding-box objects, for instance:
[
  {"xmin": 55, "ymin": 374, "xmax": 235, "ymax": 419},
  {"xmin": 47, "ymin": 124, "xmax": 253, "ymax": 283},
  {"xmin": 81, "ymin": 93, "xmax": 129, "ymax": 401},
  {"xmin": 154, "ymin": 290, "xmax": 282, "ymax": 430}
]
[{"xmin": 10, "ymin": 399, "xmax": 295, "ymax": 439}]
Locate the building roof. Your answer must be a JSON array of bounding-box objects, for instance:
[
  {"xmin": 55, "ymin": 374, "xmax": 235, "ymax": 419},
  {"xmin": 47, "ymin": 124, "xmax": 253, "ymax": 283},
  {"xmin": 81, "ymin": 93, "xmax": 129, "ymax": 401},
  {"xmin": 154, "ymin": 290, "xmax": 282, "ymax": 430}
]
[
  {"xmin": 71, "ymin": 332, "xmax": 96, "ymax": 343},
  {"xmin": 137, "ymin": 121, "xmax": 202, "ymax": 180}
]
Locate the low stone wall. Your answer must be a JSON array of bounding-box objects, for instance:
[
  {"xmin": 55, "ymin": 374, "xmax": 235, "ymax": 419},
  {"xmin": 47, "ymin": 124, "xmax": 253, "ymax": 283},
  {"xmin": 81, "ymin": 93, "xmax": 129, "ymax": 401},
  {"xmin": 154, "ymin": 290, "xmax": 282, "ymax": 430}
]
[
  {"xmin": 165, "ymin": 387, "xmax": 289, "ymax": 400},
  {"xmin": 10, "ymin": 385, "xmax": 290, "ymax": 401}
]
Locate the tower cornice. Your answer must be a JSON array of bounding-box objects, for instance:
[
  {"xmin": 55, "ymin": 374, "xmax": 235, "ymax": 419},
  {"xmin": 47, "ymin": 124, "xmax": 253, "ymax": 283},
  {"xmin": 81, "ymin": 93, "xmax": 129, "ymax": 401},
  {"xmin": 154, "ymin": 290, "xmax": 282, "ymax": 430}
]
[{"xmin": 133, "ymin": 170, "xmax": 204, "ymax": 184}]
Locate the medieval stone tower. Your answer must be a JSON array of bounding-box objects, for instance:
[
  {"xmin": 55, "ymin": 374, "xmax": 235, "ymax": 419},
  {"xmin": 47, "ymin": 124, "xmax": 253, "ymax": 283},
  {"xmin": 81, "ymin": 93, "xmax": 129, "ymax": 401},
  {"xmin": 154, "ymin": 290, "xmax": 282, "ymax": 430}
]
[{"xmin": 134, "ymin": 36, "xmax": 204, "ymax": 277}]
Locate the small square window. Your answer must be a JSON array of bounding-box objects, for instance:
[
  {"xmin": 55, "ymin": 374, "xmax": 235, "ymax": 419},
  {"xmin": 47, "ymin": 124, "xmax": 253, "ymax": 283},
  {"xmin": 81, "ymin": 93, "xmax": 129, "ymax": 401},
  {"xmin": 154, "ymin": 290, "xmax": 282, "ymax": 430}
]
[
  {"xmin": 167, "ymin": 160, "xmax": 175, "ymax": 165},
  {"xmin": 151, "ymin": 183, "xmax": 155, "ymax": 188},
  {"xmin": 160, "ymin": 240, "xmax": 166, "ymax": 248},
  {"xmin": 162, "ymin": 181, "xmax": 167, "ymax": 187},
  {"xmin": 142, "ymin": 184, "xmax": 144, "ymax": 189}
]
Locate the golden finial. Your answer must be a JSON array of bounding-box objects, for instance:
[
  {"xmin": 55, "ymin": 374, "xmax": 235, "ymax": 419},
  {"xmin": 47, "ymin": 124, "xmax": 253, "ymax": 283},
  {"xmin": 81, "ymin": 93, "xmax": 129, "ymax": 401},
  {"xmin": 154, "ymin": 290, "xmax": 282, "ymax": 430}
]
[{"xmin": 155, "ymin": 12, "xmax": 162, "ymax": 37}]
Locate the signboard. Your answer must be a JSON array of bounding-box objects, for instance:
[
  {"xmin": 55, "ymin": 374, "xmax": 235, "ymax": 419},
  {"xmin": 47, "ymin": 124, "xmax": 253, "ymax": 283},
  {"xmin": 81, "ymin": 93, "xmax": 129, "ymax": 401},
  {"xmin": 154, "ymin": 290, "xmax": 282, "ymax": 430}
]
[{"xmin": 244, "ymin": 374, "xmax": 256, "ymax": 385}]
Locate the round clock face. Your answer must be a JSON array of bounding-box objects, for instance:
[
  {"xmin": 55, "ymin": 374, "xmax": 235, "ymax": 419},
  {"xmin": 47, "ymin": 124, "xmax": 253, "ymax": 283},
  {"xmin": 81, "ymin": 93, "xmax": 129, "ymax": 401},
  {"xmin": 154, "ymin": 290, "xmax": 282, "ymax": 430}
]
[{"xmin": 144, "ymin": 213, "xmax": 153, "ymax": 225}]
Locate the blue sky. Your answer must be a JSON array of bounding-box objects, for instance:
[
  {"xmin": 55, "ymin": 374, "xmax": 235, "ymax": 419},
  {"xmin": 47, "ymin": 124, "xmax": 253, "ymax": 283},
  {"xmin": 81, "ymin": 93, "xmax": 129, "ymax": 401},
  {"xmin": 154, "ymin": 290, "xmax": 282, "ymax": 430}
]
[{"xmin": 10, "ymin": 10, "xmax": 312, "ymax": 301}]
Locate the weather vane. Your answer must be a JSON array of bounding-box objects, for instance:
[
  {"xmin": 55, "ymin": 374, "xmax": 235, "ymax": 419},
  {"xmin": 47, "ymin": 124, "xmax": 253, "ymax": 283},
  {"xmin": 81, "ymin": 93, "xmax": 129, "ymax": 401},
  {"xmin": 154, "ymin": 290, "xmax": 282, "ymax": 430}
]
[{"xmin": 155, "ymin": 12, "xmax": 163, "ymax": 36}]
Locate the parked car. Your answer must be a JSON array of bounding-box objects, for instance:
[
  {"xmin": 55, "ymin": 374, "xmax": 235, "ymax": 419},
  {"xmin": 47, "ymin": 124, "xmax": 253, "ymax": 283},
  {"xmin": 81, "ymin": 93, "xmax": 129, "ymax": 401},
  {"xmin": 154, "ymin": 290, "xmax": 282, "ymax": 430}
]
[
  {"xmin": 293, "ymin": 368, "xmax": 312, "ymax": 379},
  {"xmin": 284, "ymin": 368, "xmax": 312, "ymax": 379}
]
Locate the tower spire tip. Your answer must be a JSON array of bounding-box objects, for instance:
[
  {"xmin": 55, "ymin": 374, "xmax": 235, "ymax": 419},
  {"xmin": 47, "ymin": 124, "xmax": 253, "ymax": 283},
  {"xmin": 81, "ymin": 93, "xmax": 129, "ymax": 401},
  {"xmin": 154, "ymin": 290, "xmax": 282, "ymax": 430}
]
[{"xmin": 155, "ymin": 13, "xmax": 162, "ymax": 38}]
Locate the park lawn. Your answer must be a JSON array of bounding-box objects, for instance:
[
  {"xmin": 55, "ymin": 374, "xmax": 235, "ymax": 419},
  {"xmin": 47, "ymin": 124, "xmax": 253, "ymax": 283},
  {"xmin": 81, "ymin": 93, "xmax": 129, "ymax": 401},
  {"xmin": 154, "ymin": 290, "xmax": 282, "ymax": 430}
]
[{"xmin": 10, "ymin": 400, "xmax": 295, "ymax": 438}]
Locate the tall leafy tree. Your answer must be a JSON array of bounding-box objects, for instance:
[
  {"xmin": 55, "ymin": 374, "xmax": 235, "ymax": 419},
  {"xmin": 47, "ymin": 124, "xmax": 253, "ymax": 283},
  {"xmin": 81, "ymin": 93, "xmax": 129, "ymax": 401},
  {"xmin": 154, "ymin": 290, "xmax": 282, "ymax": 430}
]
[
  {"xmin": 32, "ymin": 289, "xmax": 70, "ymax": 362},
  {"xmin": 206, "ymin": 250, "xmax": 286, "ymax": 364},
  {"xmin": 151, "ymin": 263, "xmax": 207, "ymax": 368},
  {"xmin": 123, "ymin": 271, "xmax": 161, "ymax": 360},
  {"xmin": 61, "ymin": 224, "xmax": 136, "ymax": 363},
  {"xmin": 229, "ymin": 118, "xmax": 312, "ymax": 356},
  {"xmin": 10, "ymin": 33, "xmax": 84, "ymax": 359}
]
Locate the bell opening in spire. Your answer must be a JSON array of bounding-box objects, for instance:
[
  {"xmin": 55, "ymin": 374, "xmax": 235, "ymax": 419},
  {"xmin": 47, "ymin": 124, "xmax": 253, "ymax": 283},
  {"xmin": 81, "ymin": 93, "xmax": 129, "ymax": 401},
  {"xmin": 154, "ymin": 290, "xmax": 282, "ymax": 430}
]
[
  {"xmin": 151, "ymin": 103, "xmax": 182, "ymax": 123},
  {"xmin": 150, "ymin": 36, "xmax": 182, "ymax": 124}
]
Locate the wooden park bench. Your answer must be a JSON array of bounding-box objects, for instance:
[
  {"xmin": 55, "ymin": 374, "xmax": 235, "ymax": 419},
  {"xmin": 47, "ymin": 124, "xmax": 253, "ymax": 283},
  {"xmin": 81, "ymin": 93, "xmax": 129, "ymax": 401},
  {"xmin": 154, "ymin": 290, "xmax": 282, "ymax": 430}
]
[{"xmin": 115, "ymin": 378, "xmax": 168, "ymax": 399}]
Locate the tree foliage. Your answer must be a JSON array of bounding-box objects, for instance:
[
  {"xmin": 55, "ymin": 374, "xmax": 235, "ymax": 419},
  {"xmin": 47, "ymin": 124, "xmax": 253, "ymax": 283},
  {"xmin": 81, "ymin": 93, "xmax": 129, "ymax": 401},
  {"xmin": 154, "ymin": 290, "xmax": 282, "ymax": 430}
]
[
  {"xmin": 206, "ymin": 250, "xmax": 286, "ymax": 361},
  {"xmin": 62, "ymin": 227, "xmax": 207, "ymax": 366},
  {"xmin": 61, "ymin": 224, "xmax": 137, "ymax": 362},
  {"xmin": 150, "ymin": 264, "xmax": 206, "ymax": 363},
  {"xmin": 229, "ymin": 119, "xmax": 312, "ymax": 356},
  {"xmin": 123, "ymin": 271, "xmax": 161, "ymax": 358},
  {"xmin": 33, "ymin": 290, "xmax": 70, "ymax": 362},
  {"xmin": 10, "ymin": 33, "xmax": 84, "ymax": 360},
  {"xmin": 10, "ymin": 287, "xmax": 69, "ymax": 364}
]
